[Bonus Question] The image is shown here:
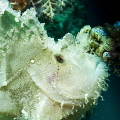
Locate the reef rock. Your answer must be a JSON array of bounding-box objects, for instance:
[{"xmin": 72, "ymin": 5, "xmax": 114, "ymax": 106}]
[{"xmin": 0, "ymin": 1, "xmax": 108, "ymax": 120}]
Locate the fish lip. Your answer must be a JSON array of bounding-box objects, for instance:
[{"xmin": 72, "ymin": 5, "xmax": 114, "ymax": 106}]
[{"xmin": 95, "ymin": 61, "xmax": 101, "ymax": 69}]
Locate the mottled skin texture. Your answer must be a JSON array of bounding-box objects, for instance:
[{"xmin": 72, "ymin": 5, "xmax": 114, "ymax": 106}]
[{"xmin": 0, "ymin": 1, "xmax": 108, "ymax": 120}]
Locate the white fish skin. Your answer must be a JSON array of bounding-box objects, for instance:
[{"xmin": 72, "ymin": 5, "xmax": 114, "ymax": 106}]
[{"xmin": 0, "ymin": 1, "xmax": 108, "ymax": 120}]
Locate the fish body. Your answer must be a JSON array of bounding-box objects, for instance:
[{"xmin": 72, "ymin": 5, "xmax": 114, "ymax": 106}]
[{"xmin": 0, "ymin": 1, "xmax": 108, "ymax": 120}]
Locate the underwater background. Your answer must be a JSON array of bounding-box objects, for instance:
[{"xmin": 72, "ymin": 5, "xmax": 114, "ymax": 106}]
[{"xmin": 82, "ymin": 0, "xmax": 120, "ymax": 120}]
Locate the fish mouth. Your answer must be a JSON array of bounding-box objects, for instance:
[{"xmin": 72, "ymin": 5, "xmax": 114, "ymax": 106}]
[{"xmin": 95, "ymin": 60, "xmax": 101, "ymax": 69}]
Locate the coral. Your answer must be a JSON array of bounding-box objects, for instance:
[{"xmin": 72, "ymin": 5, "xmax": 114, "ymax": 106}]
[
  {"xmin": 9, "ymin": 0, "xmax": 68, "ymax": 18},
  {"xmin": 40, "ymin": 0, "xmax": 87, "ymax": 40},
  {"xmin": 84, "ymin": 22, "xmax": 120, "ymax": 76},
  {"xmin": 9, "ymin": 0, "xmax": 28, "ymax": 11}
]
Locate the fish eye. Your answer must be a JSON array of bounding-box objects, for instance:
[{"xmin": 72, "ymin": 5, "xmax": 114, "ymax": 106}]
[{"xmin": 55, "ymin": 54, "xmax": 64, "ymax": 63}]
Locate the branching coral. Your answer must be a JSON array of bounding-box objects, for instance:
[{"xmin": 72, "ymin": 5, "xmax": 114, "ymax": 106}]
[
  {"xmin": 9, "ymin": 0, "xmax": 68, "ymax": 18},
  {"xmin": 41, "ymin": 0, "xmax": 67, "ymax": 18}
]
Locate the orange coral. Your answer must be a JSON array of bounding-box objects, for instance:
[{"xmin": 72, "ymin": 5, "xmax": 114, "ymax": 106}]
[{"xmin": 9, "ymin": 0, "xmax": 28, "ymax": 11}]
